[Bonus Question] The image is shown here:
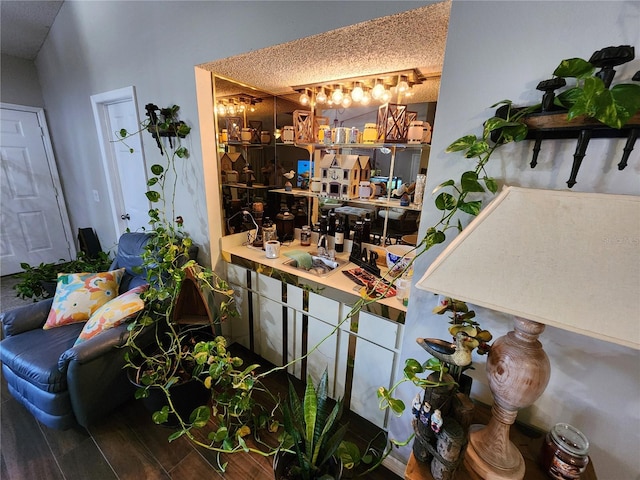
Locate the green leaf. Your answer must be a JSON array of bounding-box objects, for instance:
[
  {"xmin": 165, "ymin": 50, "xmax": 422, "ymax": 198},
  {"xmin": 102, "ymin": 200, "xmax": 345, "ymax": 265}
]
[
  {"xmin": 464, "ymin": 140, "xmax": 489, "ymax": 158},
  {"xmin": 189, "ymin": 405, "xmax": 210, "ymax": 428},
  {"xmin": 237, "ymin": 436, "xmax": 249, "ymax": 452},
  {"xmin": 152, "ymin": 406, "xmax": 169, "ymax": 424},
  {"xmin": 147, "ymin": 177, "xmax": 158, "ymax": 186},
  {"xmin": 118, "ymin": 128, "xmax": 128, "ymax": 138},
  {"xmin": 150, "ymin": 164, "xmax": 164, "ymax": 175},
  {"xmin": 404, "ymin": 358, "xmax": 425, "ymax": 379},
  {"xmin": 553, "ymin": 58, "xmax": 595, "ymax": 79},
  {"xmin": 175, "ymin": 146, "xmax": 189, "ymax": 158},
  {"xmin": 388, "ymin": 398, "xmax": 406, "ymax": 416},
  {"xmin": 432, "ymin": 179, "xmax": 455, "ymax": 194},
  {"xmin": 445, "ymin": 135, "xmax": 476, "ymax": 153},
  {"xmin": 212, "ymin": 426, "xmax": 228, "ymax": 443},
  {"xmin": 499, "ymin": 123, "xmax": 528, "ymax": 143},
  {"xmin": 146, "ymin": 190, "xmax": 161, "ymax": 202},
  {"xmin": 458, "ymin": 200, "xmax": 482, "ymax": 216},
  {"xmin": 484, "ymin": 177, "xmax": 498, "ymax": 194},
  {"xmin": 460, "ymin": 171, "xmax": 485, "ymax": 193},
  {"xmin": 168, "ymin": 430, "xmax": 185, "ymax": 442},
  {"xmin": 555, "ymin": 87, "xmax": 582, "ymax": 109},
  {"xmin": 426, "ymin": 229, "xmax": 446, "ymax": 247},
  {"xmin": 435, "ymin": 192, "xmax": 456, "ymax": 211}
]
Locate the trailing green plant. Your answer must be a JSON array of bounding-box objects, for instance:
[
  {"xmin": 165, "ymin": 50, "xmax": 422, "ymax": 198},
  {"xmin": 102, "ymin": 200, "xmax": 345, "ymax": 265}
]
[
  {"xmin": 13, "ymin": 251, "xmax": 112, "ymax": 301},
  {"xmin": 118, "ymin": 105, "xmax": 281, "ymax": 472},
  {"xmin": 552, "ymin": 56, "xmax": 640, "ymax": 128}
]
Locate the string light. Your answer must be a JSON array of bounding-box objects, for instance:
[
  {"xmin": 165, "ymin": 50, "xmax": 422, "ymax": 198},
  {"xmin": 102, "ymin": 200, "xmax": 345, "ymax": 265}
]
[
  {"xmin": 299, "ymin": 89, "xmax": 310, "ymax": 106},
  {"xmin": 351, "ymin": 81, "xmax": 364, "ymax": 102},
  {"xmin": 371, "ymin": 79, "xmax": 385, "ymax": 99},
  {"xmin": 331, "ymin": 84, "xmax": 343, "ymax": 104},
  {"xmin": 316, "ymin": 87, "xmax": 327, "ymax": 104},
  {"xmin": 289, "ymin": 69, "xmax": 425, "ymax": 109}
]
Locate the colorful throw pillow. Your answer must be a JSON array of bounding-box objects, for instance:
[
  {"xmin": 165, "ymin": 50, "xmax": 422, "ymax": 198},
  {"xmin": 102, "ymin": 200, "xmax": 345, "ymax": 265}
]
[
  {"xmin": 43, "ymin": 269, "xmax": 125, "ymax": 329},
  {"xmin": 73, "ymin": 284, "xmax": 148, "ymax": 345}
]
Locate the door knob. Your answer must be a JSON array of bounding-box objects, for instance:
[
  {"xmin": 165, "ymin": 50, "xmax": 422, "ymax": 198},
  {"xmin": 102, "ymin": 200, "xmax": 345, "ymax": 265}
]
[{"xmin": 121, "ymin": 213, "xmax": 131, "ymax": 220}]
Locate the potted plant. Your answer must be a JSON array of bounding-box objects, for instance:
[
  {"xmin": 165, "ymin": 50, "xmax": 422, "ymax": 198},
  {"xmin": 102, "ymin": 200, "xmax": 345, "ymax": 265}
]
[
  {"xmin": 276, "ymin": 370, "xmax": 347, "ymax": 480},
  {"xmin": 119, "ymin": 104, "xmax": 280, "ymax": 472},
  {"xmin": 13, "ymin": 250, "xmax": 113, "ymax": 301}
]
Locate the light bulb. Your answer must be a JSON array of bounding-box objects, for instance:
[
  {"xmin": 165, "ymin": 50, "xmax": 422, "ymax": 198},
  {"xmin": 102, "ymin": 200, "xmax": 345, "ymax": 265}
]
[
  {"xmin": 371, "ymin": 79, "xmax": 385, "ymax": 99},
  {"xmin": 381, "ymin": 88, "xmax": 392, "ymax": 103},
  {"xmin": 299, "ymin": 90, "xmax": 310, "ymax": 105},
  {"xmin": 341, "ymin": 93, "xmax": 352, "ymax": 108},
  {"xmin": 316, "ymin": 88, "xmax": 327, "ymax": 104},
  {"xmin": 331, "ymin": 85, "xmax": 343, "ymax": 104},
  {"xmin": 351, "ymin": 82, "xmax": 364, "ymax": 102},
  {"xmin": 217, "ymin": 103, "xmax": 226, "ymax": 116},
  {"xmin": 361, "ymin": 88, "xmax": 372, "ymax": 106},
  {"xmin": 228, "ymin": 104, "xmax": 236, "ymax": 115},
  {"xmin": 397, "ymin": 75, "xmax": 409, "ymax": 93}
]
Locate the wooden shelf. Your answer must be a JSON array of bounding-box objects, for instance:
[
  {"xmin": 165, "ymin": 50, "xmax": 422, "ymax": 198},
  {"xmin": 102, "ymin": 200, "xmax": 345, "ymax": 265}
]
[{"xmin": 404, "ymin": 402, "xmax": 597, "ymax": 480}]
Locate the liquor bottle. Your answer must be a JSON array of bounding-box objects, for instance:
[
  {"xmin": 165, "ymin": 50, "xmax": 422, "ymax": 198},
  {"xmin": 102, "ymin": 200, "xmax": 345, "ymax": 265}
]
[
  {"xmin": 328, "ymin": 209, "xmax": 336, "ymax": 237},
  {"xmin": 362, "ymin": 213, "xmax": 372, "ymax": 244},
  {"xmin": 334, "ymin": 217, "xmax": 345, "ymax": 253}
]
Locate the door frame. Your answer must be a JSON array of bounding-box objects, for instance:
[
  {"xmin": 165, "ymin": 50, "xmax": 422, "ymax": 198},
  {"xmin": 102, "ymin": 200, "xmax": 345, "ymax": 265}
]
[
  {"xmin": 90, "ymin": 86, "xmax": 147, "ymax": 236},
  {"xmin": 0, "ymin": 102, "xmax": 76, "ymax": 263}
]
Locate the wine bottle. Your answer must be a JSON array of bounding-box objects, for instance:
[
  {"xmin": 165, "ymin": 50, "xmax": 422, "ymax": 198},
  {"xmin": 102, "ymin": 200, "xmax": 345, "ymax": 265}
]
[{"xmin": 335, "ymin": 217, "xmax": 345, "ymax": 253}]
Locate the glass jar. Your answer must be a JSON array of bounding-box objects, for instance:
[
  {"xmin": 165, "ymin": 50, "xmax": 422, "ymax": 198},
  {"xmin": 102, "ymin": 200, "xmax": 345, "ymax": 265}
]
[
  {"xmin": 241, "ymin": 127, "xmax": 252, "ymax": 144},
  {"xmin": 540, "ymin": 423, "xmax": 589, "ymax": 479},
  {"xmin": 300, "ymin": 225, "xmax": 311, "ymax": 246},
  {"xmin": 362, "ymin": 123, "xmax": 377, "ymax": 143},
  {"xmin": 318, "ymin": 125, "xmax": 330, "ymax": 144},
  {"xmin": 220, "ymin": 129, "xmax": 228, "ymax": 143},
  {"xmin": 282, "ymin": 126, "xmax": 294, "ymax": 144},
  {"xmin": 407, "ymin": 121, "xmax": 424, "ymax": 144}
]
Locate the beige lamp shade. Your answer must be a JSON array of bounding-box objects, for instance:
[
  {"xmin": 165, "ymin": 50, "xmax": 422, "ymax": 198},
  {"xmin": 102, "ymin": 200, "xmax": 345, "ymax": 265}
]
[{"xmin": 416, "ymin": 186, "xmax": 640, "ymax": 350}]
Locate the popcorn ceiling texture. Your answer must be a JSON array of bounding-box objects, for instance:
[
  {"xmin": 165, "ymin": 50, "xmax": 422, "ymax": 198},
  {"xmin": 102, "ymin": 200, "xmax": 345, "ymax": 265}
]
[{"xmin": 198, "ymin": 1, "xmax": 450, "ymax": 102}]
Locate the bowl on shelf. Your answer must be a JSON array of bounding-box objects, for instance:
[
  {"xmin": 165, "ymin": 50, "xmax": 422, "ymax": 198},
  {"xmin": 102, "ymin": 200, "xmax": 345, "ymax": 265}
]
[{"xmin": 385, "ymin": 244, "xmax": 415, "ymax": 277}]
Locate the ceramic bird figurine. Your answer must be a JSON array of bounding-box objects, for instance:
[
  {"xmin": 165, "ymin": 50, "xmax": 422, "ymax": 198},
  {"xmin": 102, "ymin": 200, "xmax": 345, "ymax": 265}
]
[
  {"xmin": 416, "ymin": 331, "xmax": 475, "ymax": 367},
  {"xmin": 283, "ymin": 170, "xmax": 296, "ymax": 180}
]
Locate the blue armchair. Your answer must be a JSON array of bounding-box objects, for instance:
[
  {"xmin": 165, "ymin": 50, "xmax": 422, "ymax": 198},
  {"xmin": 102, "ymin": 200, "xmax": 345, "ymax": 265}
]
[{"xmin": 0, "ymin": 233, "xmax": 153, "ymax": 430}]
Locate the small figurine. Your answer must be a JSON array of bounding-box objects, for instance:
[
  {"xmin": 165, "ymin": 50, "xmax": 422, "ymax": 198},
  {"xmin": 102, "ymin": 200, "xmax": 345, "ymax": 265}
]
[
  {"xmin": 411, "ymin": 393, "xmax": 422, "ymax": 417},
  {"xmin": 430, "ymin": 409, "xmax": 443, "ymax": 433},
  {"xmin": 419, "ymin": 401, "xmax": 432, "ymax": 425}
]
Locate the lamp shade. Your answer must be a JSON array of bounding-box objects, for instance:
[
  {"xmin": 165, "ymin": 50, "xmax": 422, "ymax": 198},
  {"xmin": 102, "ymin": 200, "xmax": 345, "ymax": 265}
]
[{"xmin": 416, "ymin": 186, "xmax": 640, "ymax": 350}]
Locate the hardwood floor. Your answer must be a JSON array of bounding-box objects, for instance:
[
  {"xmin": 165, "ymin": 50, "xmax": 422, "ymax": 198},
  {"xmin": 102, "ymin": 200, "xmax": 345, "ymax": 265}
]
[{"xmin": 0, "ymin": 344, "xmax": 401, "ymax": 480}]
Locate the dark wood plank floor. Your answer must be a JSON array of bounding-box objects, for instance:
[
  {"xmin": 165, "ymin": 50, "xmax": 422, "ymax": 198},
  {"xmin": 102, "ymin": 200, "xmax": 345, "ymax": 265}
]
[{"xmin": 1, "ymin": 344, "xmax": 401, "ymax": 480}]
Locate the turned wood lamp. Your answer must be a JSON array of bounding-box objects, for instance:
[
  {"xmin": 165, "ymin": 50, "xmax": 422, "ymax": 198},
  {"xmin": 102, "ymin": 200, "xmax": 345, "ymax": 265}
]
[{"xmin": 416, "ymin": 186, "xmax": 640, "ymax": 480}]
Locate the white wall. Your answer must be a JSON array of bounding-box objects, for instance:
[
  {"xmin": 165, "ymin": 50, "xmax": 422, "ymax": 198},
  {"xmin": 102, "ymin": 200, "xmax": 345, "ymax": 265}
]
[
  {"xmin": 390, "ymin": 2, "xmax": 640, "ymax": 479},
  {"xmin": 35, "ymin": 0, "xmax": 427, "ymax": 261},
  {"xmin": 0, "ymin": 54, "xmax": 45, "ymax": 107}
]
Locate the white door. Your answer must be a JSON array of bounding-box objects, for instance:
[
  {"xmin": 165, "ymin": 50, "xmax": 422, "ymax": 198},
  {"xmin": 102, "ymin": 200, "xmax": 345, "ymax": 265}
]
[
  {"xmin": 0, "ymin": 105, "xmax": 74, "ymax": 275},
  {"xmin": 91, "ymin": 87, "xmax": 149, "ymax": 236}
]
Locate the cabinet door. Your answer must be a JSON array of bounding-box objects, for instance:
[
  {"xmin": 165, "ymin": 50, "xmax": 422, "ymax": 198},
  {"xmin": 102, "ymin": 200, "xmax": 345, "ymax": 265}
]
[
  {"xmin": 228, "ymin": 285, "xmax": 256, "ymax": 350},
  {"xmin": 257, "ymin": 295, "xmax": 293, "ymax": 368},
  {"xmin": 306, "ymin": 315, "xmax": 338, "ymax": 398},
  {"xmin": 350, "ymin": 337, "xmax": 395, "ymax": 428}
]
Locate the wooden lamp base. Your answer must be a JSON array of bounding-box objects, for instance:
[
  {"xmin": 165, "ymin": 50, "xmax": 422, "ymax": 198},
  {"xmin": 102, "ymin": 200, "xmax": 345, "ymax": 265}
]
[{"xmin": 464, "ymin": 317, "xmax": 551, "ymax": 480}]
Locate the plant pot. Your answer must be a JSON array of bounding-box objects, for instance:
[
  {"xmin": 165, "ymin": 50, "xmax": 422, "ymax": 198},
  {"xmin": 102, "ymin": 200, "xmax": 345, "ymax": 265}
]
[
  {"xmin": 40, "ymin": 280, "xmax": 57, "ymax": 297},
  {"xmin": 273, "ymin": 450, "xmax": 343, "ymax": 480},
  {"xmin": 128, "ymin": 369, "xmax": 210, "ymax": 428}
]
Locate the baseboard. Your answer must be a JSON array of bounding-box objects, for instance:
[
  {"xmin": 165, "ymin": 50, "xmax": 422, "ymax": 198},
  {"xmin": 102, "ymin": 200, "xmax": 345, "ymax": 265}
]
[{"xmin": 383, "ymin": 454, "xmax": 407, "ymax": 478}]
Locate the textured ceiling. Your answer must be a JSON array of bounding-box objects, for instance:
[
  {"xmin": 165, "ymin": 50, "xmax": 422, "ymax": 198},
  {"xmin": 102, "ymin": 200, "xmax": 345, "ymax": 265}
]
[
  {"xmin": 199, "ymin": 1, "xmax": 450, "ymax": 103},
  {"xmin": 0, "ymin": 0, "xmax": 64, "ymax": 60}
]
